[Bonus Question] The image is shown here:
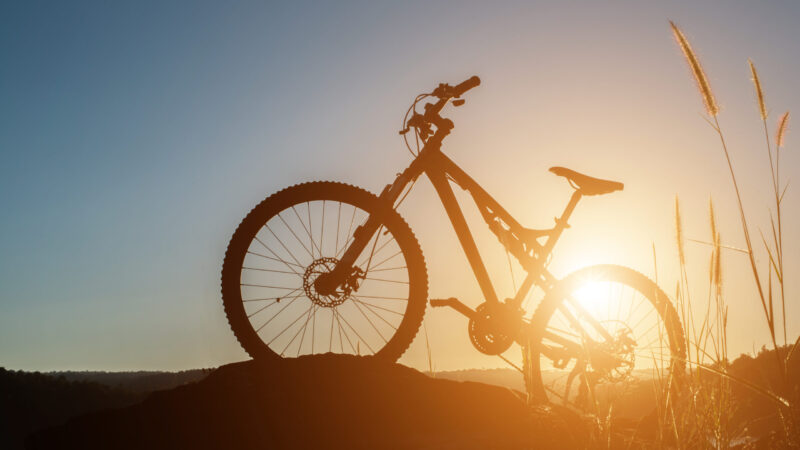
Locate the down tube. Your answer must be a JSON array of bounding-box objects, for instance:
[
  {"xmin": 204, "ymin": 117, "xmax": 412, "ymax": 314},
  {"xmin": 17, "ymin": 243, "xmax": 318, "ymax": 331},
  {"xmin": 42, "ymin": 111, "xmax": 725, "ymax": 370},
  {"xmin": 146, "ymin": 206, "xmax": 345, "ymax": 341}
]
[{"xmin": 424, "ymin": 158, "xmax": 499, "ymax": 305}]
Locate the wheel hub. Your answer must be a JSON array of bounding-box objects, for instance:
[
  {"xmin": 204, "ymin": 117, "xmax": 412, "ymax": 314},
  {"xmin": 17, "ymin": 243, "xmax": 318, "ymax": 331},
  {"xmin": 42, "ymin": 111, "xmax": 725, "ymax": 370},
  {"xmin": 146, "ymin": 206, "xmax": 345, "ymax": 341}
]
[
  {"xmin": 303, "ymin": 258, "xmax": 364, "ymax": 307},
  {"xmin": 587, "ymin": 321, "xmax": 636, "ymax": 382}
]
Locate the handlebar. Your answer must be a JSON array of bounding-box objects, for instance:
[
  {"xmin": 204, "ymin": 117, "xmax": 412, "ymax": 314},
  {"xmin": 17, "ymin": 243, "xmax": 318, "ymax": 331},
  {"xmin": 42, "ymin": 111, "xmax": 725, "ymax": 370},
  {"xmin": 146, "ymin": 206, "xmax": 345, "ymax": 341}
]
[
  {"xmin": 431, "ymin": 75, "xmax": 481, "ymax": 99},
  {"xmin": 400, "ymin": 75, "xmax": 481, "ymax": 143},
  {"xmin": 452, "ymin": 75, "xmax": 481, "ymax": 97}
]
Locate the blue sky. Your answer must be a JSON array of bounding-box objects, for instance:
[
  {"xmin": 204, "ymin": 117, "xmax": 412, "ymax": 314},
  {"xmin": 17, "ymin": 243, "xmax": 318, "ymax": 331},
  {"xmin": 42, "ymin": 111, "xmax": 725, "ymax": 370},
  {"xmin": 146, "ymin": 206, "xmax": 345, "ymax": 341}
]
[{"xmin": 1, "ymin": 0, "xmax": 799, "ymax": 370}]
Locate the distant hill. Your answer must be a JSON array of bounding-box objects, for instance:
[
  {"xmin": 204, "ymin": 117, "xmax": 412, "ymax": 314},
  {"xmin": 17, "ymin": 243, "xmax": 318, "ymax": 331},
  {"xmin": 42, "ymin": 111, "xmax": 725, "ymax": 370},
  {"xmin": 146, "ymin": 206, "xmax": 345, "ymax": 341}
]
[
  {"xmin": 0, "ymin": 368, "xmax": 211, "ymax": 449},
  {"xmin": 0, "ymin": 369, "xmax": 141, "ymax": 450},
  {"xmin": 52, "ymin": 368, "xmax": 211, "ymax": 394},
  {"xmin": 428, "ymin": 368, "xmax": 524, "ymax": 391}
]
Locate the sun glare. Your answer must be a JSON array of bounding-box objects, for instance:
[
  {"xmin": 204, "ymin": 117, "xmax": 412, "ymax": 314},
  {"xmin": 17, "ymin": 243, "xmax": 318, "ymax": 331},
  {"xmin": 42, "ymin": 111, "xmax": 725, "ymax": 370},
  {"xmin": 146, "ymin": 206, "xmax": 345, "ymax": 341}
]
[{"xmin": 572, "ymin": 280, "xmax": 610, "ymax": 317}]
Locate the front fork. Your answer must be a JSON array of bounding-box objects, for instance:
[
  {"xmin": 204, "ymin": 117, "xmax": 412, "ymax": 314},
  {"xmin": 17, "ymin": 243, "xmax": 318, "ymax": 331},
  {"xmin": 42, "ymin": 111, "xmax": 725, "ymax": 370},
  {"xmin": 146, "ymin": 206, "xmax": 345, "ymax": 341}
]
[{"xmin": 314, "ymin": 158, "xmax": 424, "ymax": 296}]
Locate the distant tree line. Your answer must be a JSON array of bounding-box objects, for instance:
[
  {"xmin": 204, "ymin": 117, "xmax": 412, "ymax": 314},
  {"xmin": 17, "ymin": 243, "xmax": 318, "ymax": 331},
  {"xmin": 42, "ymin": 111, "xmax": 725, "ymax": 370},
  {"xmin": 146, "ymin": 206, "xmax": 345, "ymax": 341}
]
[{"xmin": 0, "ymin": 367, "xmax": 210, "ymax": 449}]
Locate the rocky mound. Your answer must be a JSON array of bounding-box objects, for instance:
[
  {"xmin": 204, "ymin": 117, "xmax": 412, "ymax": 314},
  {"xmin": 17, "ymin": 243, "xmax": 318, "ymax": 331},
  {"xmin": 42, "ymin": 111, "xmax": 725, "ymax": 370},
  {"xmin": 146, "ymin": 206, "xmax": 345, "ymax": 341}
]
[{"xmin": 26, "ymin": 354, "xmax": 587, "ymax": 449}]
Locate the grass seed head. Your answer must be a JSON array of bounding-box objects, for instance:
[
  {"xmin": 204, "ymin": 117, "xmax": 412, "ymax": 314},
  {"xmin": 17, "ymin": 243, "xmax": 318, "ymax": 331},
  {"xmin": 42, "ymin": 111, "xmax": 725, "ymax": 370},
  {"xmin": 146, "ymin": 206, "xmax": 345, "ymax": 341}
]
[
  {"xmin": 675, "ymin": 196, "xmax": 686, "ymax": 267},
  {"xmin": 776, "ymin": 111, "xmax": 790, "ymax": 148},
  {"xmin": 670, "ymin": 21, "xmax": 719, "ymax": 117},
  {"xmin": 748, "ymin": 59, "xmax": 767, "ymax": 120}
]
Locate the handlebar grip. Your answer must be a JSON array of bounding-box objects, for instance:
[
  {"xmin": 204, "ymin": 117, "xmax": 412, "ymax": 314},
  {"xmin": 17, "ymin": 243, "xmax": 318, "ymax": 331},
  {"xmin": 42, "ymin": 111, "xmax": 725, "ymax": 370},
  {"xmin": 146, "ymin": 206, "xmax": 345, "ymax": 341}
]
[{"xmin": 452, "ymin": 76, "xmax": 481, "ymax": 97}]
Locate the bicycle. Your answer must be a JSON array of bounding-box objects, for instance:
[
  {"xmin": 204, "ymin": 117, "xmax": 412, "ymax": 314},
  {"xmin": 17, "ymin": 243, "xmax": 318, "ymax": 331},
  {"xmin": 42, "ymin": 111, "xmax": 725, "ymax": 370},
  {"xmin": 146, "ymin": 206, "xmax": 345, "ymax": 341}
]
[{"xmin": 221, "ymin": 76, "xmax": 686, "ymax": 411}]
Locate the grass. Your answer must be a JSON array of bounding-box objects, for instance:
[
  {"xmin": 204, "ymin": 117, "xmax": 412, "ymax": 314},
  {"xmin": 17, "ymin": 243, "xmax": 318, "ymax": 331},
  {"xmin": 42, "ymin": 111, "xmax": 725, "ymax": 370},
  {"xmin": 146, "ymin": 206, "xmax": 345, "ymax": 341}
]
[
  {"xmin": 649, "ymin": 20, "xmax": 796, "ymax": 449},
  {"xmin": 516, "ymin": 21, "xmax": 796, "ymax": 449}
]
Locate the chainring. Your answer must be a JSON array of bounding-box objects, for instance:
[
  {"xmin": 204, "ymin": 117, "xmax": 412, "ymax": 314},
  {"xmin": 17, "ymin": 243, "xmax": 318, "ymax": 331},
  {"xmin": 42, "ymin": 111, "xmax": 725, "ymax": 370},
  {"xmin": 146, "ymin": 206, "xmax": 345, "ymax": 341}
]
[{"xmin": 468, "ymin": 302, "xmax": 517, "ymax": 355}]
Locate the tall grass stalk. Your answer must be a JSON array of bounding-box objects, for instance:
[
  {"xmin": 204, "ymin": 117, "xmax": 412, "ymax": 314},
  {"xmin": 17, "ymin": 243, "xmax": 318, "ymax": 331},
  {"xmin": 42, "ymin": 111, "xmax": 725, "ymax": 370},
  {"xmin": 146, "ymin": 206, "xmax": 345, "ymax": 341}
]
[
  {"xmin": 671, "ymin": 21, "xmax": 783, "ymax": 376},
  {"xmin": 423, "ymin": 321, "xmax": 435, "ymax": 377},
  {"xmin": 669, "ymin": 20, "xmax": 796, "ymax": 446},
  {"xmin": 750, "ymin": 60, "xmax": 790, "ymax": 354}
]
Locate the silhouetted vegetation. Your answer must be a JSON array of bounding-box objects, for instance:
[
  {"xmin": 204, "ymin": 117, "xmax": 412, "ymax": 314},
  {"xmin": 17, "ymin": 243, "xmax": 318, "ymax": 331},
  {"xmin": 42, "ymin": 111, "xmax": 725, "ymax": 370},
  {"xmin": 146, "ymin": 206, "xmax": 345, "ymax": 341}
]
[
  {"xmin": 52, "ymin": 368, "xmax": 210, "ymax": 394},
  {"xmin": 0, "ymin": 367, "xmax": 209, "ymax": 449},
  {"xmin": 1, "ymin": 368, "xmax": 140, "ymax": 449}
]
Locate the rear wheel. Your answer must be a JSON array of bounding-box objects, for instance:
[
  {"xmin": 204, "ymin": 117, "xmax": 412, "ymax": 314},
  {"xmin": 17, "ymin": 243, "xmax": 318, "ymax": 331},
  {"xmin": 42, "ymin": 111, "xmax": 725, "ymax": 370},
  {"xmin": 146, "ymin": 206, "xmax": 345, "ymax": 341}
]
[
  {"xmin": 221, "ymin": 182, "xmax": 428, "ymax": 362},
  {"xmin": 524, "ymin": 265, "xmax": 685, "ymax": 412}
]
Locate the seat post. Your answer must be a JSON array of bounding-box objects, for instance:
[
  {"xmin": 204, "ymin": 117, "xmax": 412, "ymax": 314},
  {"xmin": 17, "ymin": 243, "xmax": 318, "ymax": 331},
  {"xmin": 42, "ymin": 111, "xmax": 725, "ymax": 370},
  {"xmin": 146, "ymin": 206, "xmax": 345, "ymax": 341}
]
[{"xmin": 542, "ymin": 190, "xmax": 582, "ymax": 256}]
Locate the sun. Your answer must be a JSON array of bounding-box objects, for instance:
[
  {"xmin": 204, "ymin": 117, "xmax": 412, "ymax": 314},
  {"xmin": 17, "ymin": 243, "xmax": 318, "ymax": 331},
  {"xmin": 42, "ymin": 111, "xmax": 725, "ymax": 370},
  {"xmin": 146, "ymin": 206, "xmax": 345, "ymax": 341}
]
[{"xmin": 571, "ymin": 280, "xmax": 611, "ymax": 318}]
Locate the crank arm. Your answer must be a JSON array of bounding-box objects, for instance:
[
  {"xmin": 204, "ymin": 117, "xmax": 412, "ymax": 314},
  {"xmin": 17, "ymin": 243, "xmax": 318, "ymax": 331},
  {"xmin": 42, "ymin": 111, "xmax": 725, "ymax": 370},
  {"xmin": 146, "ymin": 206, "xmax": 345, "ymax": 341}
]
[{"xmin": 430, "ymin": 297, "xmax": 476, "ymax": 320}]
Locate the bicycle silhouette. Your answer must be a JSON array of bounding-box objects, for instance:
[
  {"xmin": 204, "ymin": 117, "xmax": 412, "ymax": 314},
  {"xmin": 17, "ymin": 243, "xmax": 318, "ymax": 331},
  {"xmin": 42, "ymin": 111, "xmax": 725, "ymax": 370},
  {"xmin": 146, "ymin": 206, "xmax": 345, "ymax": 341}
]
[{"xmin": 221, "ymin": 76, "xmax": 686, "ymax": 410}]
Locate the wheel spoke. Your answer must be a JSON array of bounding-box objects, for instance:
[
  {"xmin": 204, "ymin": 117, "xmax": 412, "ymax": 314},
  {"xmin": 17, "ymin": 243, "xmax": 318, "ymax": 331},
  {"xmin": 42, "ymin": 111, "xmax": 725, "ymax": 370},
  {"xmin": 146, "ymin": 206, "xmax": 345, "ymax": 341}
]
[
  {"xmin": 630, "ymin": 308, "xmax": 655, "ymax": 334},
  {"xmin": 252, "ymin": 238, "xmax": 303, "ymax": 275},
  {"xmin": 240, "ymin": 283, "xmax": 299, "ymax": 290},
  {"xmin": 360, "ymin": 225, "xmax": 384, "ymax": 272},
  {"xmin": 264, "ymin": 224, "xmax": 305, "ymax": 268},
  {"xmin": 353, "ymin": 297, "xmax": 399, "ymax": 330},
  {"xmin": 336, "ymin": 309, "xmax": 375, "ymax": 353},
  {"xmin": 366, "ymin": 265, "xmax": 407, "ymax": 272},
  {"xmin": 329, "ymin": 309, "xmax": 335, "ymax": 353},
  {"xmin": 296, "ymin": 305, "xmax": 318, "ymax": 356},
  {"xmin": 306, "ymin": 202, "xmax": 315, "ymax": 257},
  {"xmin": 277, "ymin": 213, "xmax": 314, "ymax": 260},
  {"xmin": 368, "ymin": 249, "xmax": 403, "ymax": 271},
  {"xmin": 334, "ymin": 308, "xmax": 356, "ymax": 353},
  {"xmin": 246, "ymin": 250, "xmax": 305, "ymax": 269},
  {"xmin": 636, "ymin": 320, "xmax": 661, "ymax": 343},
  {"xmin": 361, "ymin": 233, "xmax": 397, "ymax": 271},
  {"xmin": 286, "ymin": 305, "xmax": 318, "ymax": 357},
  {"xmin": 320, "ymin": 200, "xmax": 326, "ymax": 255},
  {"xmin": 242, "ymin": 267, "xmax": 298, "ymax": 275},
  {"xmin": 270, "ymin": 304, "xmax": 313, "ymax": 348},
  {"xmin": 335, "ymin": 202, "xmax": 342, "ymax": 257},
  {"xmin": 255, "ymin": 296, "xmax": 302, "ymax": 333},
  {"xmin": 351, "ymin": 296, "xmax": 405, "ymax": 316},
  {"xmin": 338, "ymin": 204, "xmax": 358, "ymax": 257},
  {"xmin": 291, "ymin": 205, "xmax": 320, "ymax": 258},
  {"xmin": 247, "ymin": 301, "xmax": 280, "ymax": 318},
  {"xmin": 625, "ymin": 291, "xmax": 646, "ymax": 325},
  {"xmin": 364, "ymin": 277, "xmax": 409, "ymax": 285},
  {"xmin": 244, "ymin": 293, "xmax": 304, "ymax": 303},
  {"xmin": 353, "ymin": 294, "xmax": 408, "ymax": 301},
  {"xmin": 350, "ymin": 298, "xmax": 388, "ymax": 343}
]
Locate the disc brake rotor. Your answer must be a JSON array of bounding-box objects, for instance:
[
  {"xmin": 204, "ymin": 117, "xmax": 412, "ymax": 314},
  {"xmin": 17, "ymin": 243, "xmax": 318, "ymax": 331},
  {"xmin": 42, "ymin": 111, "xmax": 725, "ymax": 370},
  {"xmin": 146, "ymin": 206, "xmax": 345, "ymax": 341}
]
[{"xmin": 302, "ymin": 258, "xmax": 364, "ymax": 307}]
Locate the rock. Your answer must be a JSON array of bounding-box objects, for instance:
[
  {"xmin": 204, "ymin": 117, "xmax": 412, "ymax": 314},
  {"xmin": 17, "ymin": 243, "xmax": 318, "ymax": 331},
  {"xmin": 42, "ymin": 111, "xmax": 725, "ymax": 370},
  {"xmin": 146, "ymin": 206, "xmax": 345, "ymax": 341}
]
[{"xmin": 26, "ymin": 354, "xmax": 587, "ymax": 449}]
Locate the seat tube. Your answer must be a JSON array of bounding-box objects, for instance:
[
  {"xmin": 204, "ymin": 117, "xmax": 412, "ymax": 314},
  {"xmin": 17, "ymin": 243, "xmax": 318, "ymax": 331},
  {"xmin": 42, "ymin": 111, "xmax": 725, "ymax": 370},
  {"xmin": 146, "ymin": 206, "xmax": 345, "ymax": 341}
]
[{"xmin": 542, "ymin": 191, "xmax": 582, "ymax": 257}]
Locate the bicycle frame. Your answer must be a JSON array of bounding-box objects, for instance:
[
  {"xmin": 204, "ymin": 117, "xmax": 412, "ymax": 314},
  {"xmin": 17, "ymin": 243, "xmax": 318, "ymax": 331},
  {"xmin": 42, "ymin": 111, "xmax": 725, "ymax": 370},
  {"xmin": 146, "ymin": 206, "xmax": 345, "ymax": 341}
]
[{"xmin": 332, "ymin": 124, "xmax": 584, "ymax": 315}]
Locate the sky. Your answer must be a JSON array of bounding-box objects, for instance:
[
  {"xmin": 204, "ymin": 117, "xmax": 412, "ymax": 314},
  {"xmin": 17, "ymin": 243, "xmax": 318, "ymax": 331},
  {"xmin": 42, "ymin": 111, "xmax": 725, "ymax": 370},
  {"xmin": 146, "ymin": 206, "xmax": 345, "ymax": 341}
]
[{"xmin": 1, "ymin": 0, "xmax": 798, "ymax": 371}]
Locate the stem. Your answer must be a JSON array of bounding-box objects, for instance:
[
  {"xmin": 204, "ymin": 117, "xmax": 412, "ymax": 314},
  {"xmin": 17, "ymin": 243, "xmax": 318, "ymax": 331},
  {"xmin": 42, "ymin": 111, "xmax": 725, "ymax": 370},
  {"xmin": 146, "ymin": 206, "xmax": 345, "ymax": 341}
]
[
  {"xmin": 776, "ymin": 146, "xmax": 786, "ymax": 349},
  {"xmin": 712, "ymin": 116, "xmax": 784, "ymax": 378},
  {"xmin": 762, "ymin": 119, "xmax": 787, "ymax": 349}
]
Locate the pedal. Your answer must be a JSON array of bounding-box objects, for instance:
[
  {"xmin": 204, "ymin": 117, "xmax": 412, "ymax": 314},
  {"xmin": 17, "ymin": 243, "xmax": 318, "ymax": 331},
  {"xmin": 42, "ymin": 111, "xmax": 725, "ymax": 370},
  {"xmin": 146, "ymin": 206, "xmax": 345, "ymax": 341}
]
[
  {"xmin": 429, "ymin": 297, "xmax": 476, "ymax": 319},
  {"xmin": 429, "ymin": 298, "xmax": 453, "ymax": 307}
]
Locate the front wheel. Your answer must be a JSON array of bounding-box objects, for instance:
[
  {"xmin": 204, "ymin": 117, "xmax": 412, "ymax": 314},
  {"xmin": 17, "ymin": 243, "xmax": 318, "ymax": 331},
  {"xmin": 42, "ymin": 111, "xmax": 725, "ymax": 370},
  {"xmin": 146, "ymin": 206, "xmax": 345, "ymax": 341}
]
[
  {"xmin": 524, "ymin": 265, "xmax": 686, "ymax": 412},
  {"xmin": 221, "ymin": 181, "xmax": 428, "ymax": 362}
]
